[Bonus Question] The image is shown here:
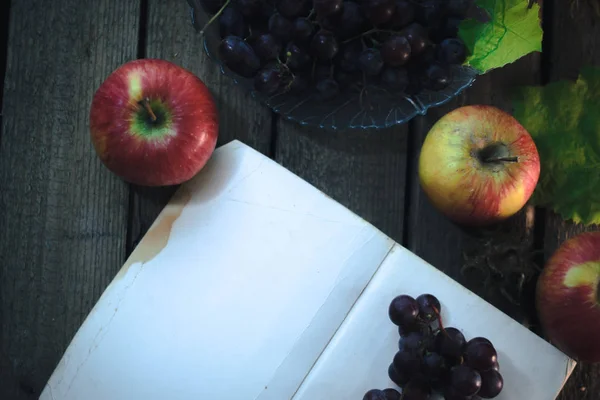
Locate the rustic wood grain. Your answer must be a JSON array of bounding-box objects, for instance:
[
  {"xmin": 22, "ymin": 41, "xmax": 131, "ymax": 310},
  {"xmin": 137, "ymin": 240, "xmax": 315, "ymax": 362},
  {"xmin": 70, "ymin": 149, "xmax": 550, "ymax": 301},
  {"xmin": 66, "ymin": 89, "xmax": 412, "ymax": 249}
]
[
  {"xmin": 0, "ymin": 1, "xmax": 139, "ymax": 398},
  {"xmin": 130, "ymin": 0, "xmax": 275, "ymax": 251},
  {"xmin": 547, "ymin": 1, "xmax": 600, "ymax": 398},
  {"xmin": 275, "ymin": 121, "xmax": 408, "ymax": 244},
  {"xmin": 406, "ymin": 54, "xmax": 543, "ymax": 327}
]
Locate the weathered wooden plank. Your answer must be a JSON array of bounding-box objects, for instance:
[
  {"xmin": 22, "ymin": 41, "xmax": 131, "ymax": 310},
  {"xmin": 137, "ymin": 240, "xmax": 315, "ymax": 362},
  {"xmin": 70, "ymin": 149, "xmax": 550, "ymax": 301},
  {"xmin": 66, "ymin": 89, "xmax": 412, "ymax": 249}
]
[
  {"xmin": 0, "ymin": 1, "xmax": 139, "ymax": 398},
  {"xmin": 406, "ymin": 54, "xmax": 542, "ymax": 327},
  {"xmin": 130, "ymin": 0, "xmax": 275, "ymax": 249},
  {"xmin": 275, "ymin": 122, "xmax": 408, "ymax": 244},
  {"xmin": 547, "ymin": 1, "xmax": 600, "ymax": 398}
]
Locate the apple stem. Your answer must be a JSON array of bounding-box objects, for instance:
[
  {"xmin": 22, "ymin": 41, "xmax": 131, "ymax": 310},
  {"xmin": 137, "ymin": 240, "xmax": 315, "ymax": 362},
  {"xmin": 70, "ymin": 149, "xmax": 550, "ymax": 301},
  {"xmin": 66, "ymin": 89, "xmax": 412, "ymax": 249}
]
[
  {"xmin": 141, "ymin": 98, "xmax": 157, "ymax": 122},
  {"xmin": 199, "ymin": 0, "xmax": 231, "ymax": 36},
  {"xmin": 484, "ymin": 156, "xmax": 519, "ymax": 163}
]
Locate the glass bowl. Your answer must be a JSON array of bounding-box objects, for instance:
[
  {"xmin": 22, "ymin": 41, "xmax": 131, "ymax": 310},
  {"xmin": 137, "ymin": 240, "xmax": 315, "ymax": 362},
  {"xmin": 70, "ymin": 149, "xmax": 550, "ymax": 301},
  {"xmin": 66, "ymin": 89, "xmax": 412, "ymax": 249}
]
[{"xmin": 186, "ymin": 1, "xmax": 478, "ymax": 131}]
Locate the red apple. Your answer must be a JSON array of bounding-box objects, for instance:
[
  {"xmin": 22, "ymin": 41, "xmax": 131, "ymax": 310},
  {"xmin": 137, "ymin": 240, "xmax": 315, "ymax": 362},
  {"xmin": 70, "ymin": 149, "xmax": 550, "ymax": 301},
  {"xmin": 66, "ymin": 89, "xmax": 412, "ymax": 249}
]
[
  {"xmin": 90, "ymin": 59, "xmax": 219, "ymax": 186},
  {"xmin": 418, "ymin": 105, "xmax": 540, "ymax": 227},
  {"xmin": 537, "ymin": 231, "xmax": 600, "ymax": 362}
]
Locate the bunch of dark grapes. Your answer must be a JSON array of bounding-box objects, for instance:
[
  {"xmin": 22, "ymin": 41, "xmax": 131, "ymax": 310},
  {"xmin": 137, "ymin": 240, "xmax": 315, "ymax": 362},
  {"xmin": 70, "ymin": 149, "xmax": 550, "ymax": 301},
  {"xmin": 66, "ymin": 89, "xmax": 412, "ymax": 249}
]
[
  {"xmin": 364, "ymin": 293, "xmax": 504, "ymax": 399},
  {"xmin": 200, "ymin": 0, "xmax": 470, "ymax": 101}
]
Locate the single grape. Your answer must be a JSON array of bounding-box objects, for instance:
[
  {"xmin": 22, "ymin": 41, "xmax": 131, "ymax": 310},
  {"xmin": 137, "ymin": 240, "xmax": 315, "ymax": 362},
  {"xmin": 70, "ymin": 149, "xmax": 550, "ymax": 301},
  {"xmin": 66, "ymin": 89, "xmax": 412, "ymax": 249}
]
[
  {"xmin": 316, "ymin": 78, "xmax": 340, "ymax": 100},
  {"xmin": 422, "ymin": 352, "xmax": 447, "ymax": 380},
  {"xmin": 219, "ymin": 6, "xmax": 248, "ymax": 39},
  {"xmin": 423, "ymin": 64, "xmax": 450, "ymax": 91},
  {"xmin": 358, "ymin": 48, "xmax": 384, "ymax": 76},
  {"xmin": 276, "ymin": 0, "xmax": 309, "ymax": 18},
  {"xmin": 288, "ymin": 73, "xmax": 310, "ymax": 94},
  {"xmin": 491, "ymin": 360, "xmax": 500, "ymax": 371},
  {"xmin": 329, "ymin": 1, "xmax": 365, "ymax": 39},
  {"xmin": 478, "ymin": 369, "xmax": 504, "ymax": 398},
  {"xmin": 252, "ymin": 34, "xmax": 282, "ymax": 62},
  {"xmin": 389, "ymin": 294, "xmax": 419, "ymax": 326},
  {"xmin": 364, "ymin": 0, "xmax": 396, "ymax": 26},
  {"xmin": 381, "ymin": 35, "xmax": 411, "ymax": 67},
  {"xmin": 382, "ymin": 388, "xmax": 401, "ymax": 400},
  {"xmin": 388, "ymin": 363, "xmax": 410, "ymax": 386},
  {"xmin": 434, "ymin": 327, "xmax": 466, "ymax": 362},
  {"xmin": 237, "ymin": 0, "xmax": 263, "ymax": 18},
  {"xmin": 269, "ymin": 13, "xmax": 293, "ymax": 42},
  {"xmin": 416, "ymin": 294, "xmax": 441, "ymax": 322},
  {"xmin": 387, "ymin": 0, "xmax": 415, "ymax": 29},
  {"xmin": 468, "ymin": 337, "xmax": 494, "ymax": 347},
  {"xmin": 402, "ymin": 23, "xmax": 428, "ymax": 54},
  {"xmin": 465, "ymin": 341, "xmax": 498, "ymax": 372},
  {"xmin": 415, "ymin": 0, "xmax": 447, "ymax": 27},
  {"xmin": 283, "ymin": 42, "xmax": 311, "ymax": 71},
  {"xmin": 398, "ymin": 320, "xmax": 430, "ymax": 337},
  {"xmin": 437, "ymin": 38, "xmax": 467, "ymax": 65},
  {"xmin": 218, "ymin": 36, "xmax": 261, "ymax": 78},
  {"xmin": 451, "ymin": 365, "xmax": 482, "ymax": 397},
  {"xmin": 392, "ymin": 350, "xmax": 421, "ymax": 375},
  {"xmin": 443, "ymin": 386, "xmax": 472, "ymax": 400},
  {"xmin": 292, "ymin": 18, "xmax": 315, "ymax": 45},
  {"xmin": 398, "ymin": 331, "xmax": 426, "ymax": 354},
  {"xmin": 311, "ymin": 30, "xmax": 339, "ymax": 60},
  {"xmin": 199, "ymin": 0, "xmax": 226, "ymax": 14},
  {"xmin": 448, "ymin": 0, "xmax": 474, "ymax": 17},
  {"xmin": 362, "ymin": 389, "xmax": 387, "ymax": 400},
  {"xmin": 337, "ymin": 40, "xmax": 363, "ymax": 72},
  {"xmin": 254, "ymin": 65, "xmax": 284, "ymax": 95},
  {"xmin": 314, "ymin": 0, "xmax": 344, "ymax": 17}
]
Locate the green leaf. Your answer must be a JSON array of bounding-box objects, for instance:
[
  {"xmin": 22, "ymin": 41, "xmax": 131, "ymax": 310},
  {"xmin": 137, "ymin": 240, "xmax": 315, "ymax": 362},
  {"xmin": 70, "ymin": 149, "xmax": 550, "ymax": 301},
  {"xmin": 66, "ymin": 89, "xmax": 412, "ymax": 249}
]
[
  {"xmin": 458, "ymin": 0, "xmax": 543, "ymax": 74},
  {"xmin": 512, "ymin": 66, "xmax": 600, "ymax": 226}
]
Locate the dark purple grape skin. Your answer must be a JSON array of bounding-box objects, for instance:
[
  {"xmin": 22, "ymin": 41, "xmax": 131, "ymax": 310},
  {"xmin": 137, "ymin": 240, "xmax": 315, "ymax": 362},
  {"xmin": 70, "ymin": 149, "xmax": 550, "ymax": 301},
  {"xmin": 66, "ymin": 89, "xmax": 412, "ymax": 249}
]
[
  {"xmin": 381, "ymin": 35, "xmax": 411, "ymax": 67},
  {"xmin": 199, "ymin": 0, "xmax": 226, "ymax": 14},
  {"xmin": 491, "ymin": 360, "xmax": 500, "ymax": 371},
  {"xmin": 468, "ymin": 337, "xmax": 494, "ymax": 347},
  {"xmin": 402, "ymin": 380, "xmax": 430, "ymax": 400},
  {"xmin": 268, "ymin": 13, "xmax": 293, "ymax": 42},
  {"xmin": 329, "ymin": 1, "xmax": 365, "ymax": 39},
  {"xmin": 276, "ymin": 0, "xmax": 309, "ymax": 18},
  {"xmin": 388, "ymin": 363, "xmax": 411, "ymax": 386},
  {"xmin": 443, "ymin": 386, "xmax": 472, "ymax": 400},
  {"xmin": 387, "ymin": 0, "xmax": 415, "ymax": 29},
  {"xmin": 362, "ymin": 389, "xmax": 387, "ymax": 400},
  {"xmin": 316, "ymin": 78, "xmax": 340, "ymax": 100},
  {"xmin": 465, "ymin": 341, "xmax": 498, "ymax": 372},
  {"xmin": 358, "ymin": 48, "xmax": 384, "ymax": 76},
  {"xmin": 237, "ymin": 0, "xmax": 263, "ymax": 18},
  {"xmin": 335, "ymin": 70, "xmax": 360, "ymax": 89},
  {"xmin": 219, "ymin": 7, "xmax": 248, "ymax": 39},
  {"xmin": 254, "ymin": 66, "xmax": 284, "ymax": 95},
  {"xmin": 423, "ymin": 64, "xmax": 450, "ymax": 91},
  {"xmin": 389, "ymin": 295, "xmax": 419, "ymax": 327},
  {"xmin": 218, "ymin": 36, "xmax": 261, "ymax": 78},
  {"xmin": 252, "ymin": 34, "xmax": 281, "ymax": 62},
  {"xmin": 416, "ymin": 0, "xmax": 448, "ymax": 27},
  {"xmin": 451, "ymin": 365, "xmax": 482, "ymax": 397},
  {"xmin": 292, "ymin": 18, "xmax": 315, "ymax": 45},
  {"xmin": 397, "ymin": 319, "xmax": 430, "ymax": 337},
  {"xmin": 392, "ymin": 350, "xmax": 421, "ymax": 375},
  {"xmin": 422, "ymin": 352, "xmax": 447, "ymax": 380},
  {"xmin": 434, "ymin": 327, "xmax": 466, "ymax": 361},
  {"xmin": 283, "ymin": 43, "xmax": 311, "ymax": 71},
  {"xmin": 479, "ymin": 369, "xmax": 504, "ymax": 398},
  {"xmin": 398, "ymin": 331, "xmax": 426, "ymax": 354},
  {"xmin": 314, "ymin": 0, "xmax": 343, "ymax": 17},
  {"xmin": 438, "ymin": 38, "xmax": 467, "ymax": 64},
  {"xmin": 337, "ymin": 40, "xmax": 362, "ymax": 72},
  {"xmin": 311, "ymin": 30, "xmax": 339, "ymax": 60},
  {"xmin": 430, "ymin": 17, "xmax": 461, "ymax": 43},
  {"xmin": 314, "ymin": 64, "xmax": 333, "ymax": 82},
  {"xmin": 363, "ymin": 0, "xmax": 396, "ymax": 26},
  {"xmin": 382, "ymin": 388, "xmax": 401, "ymax": 400},
  {"xmin": 416, "ymin": 293, "xmax": 441, "ymax": 322},
  {"xmin": 402, "ymin": 23, "xmax": 429, "ymax": 54},
  {"xmin": 448, "ymin": 0, "xmax": 474, "ymax": 17}
]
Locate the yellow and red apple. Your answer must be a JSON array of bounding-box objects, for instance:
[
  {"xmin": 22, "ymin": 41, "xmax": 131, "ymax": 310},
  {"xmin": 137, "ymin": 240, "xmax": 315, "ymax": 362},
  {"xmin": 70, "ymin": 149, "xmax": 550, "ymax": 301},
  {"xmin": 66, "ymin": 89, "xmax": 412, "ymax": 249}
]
[
  {"xmin": 90, "ymin": 59, "xmax": 219, "ymax": 186},
  {"xmin": 537, "ymin": 231, "xmax": 600, "ymax": 362},
  {"xmin": 418, "ymin": 105, "xmax": 540, "ymax": 227}
]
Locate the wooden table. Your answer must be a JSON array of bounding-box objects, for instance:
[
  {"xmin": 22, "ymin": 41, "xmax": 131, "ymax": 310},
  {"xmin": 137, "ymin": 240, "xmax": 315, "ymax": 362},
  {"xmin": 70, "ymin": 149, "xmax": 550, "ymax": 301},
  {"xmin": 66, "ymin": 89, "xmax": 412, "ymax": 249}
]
[{"xmin": 0, "ymin": 0, "xmax": 598, "ymax": 399}]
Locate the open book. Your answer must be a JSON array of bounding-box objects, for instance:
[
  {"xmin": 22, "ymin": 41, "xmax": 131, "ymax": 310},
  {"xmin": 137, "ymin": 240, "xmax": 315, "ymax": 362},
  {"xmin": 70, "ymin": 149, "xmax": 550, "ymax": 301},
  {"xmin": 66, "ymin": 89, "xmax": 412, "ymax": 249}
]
[{"xmin": 40, "ymin": 140, "xmax": 575, "ymax": 400}]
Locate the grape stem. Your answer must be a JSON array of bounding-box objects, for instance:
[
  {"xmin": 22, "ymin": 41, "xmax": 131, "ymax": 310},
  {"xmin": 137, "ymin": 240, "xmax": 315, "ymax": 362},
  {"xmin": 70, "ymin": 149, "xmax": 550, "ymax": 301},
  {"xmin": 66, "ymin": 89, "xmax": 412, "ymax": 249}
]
[
  {"xmin": 140, "ymin": 98, "xmax": 157, "ymax": 122},
  {"xmin": 199, "ymin": 0, "xmax": 231, "ymax": 36},
  {"xmin": 433, "ymin": 306, "xmax": 446, "ymax": 334}
]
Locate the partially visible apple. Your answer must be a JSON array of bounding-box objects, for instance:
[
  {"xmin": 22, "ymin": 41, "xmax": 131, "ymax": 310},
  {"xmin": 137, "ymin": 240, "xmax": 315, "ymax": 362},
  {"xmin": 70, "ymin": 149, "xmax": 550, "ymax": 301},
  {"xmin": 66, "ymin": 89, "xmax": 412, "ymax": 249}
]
[
  {"xmin": 90, "ymin": 59, "xmax": 219, "ymax": 186},
  {"xmin": 418, "ymin": 105, "xmax": 540, "ymax": 227},
  {"xmin": 537, "ymin": 231, "xmax": 600, "ymax": 362}
]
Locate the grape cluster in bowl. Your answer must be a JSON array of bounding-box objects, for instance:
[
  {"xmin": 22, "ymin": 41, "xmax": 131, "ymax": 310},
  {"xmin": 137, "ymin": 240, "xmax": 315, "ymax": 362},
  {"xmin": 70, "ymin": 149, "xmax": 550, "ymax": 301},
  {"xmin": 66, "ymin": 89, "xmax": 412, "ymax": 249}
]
[
  {"xmin": 188, "ymin": 0, "xmax": 478, "ymax": 130},
  {"xmin": 364, "ymin": 294, "xmax": 504, "ymax": 399}
]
